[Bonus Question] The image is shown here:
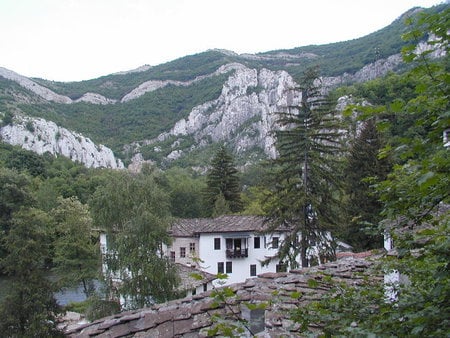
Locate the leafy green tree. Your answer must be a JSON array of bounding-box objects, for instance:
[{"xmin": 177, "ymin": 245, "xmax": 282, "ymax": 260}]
[
  {"xmin": 0, "ymin": 207, "xmax": 62, "ymax": 337},
  {"xmin": 90, "ymin": 169, "xmax": 179, "ymax": 309},
  {"xmin": 342, "ymin": 118, "xmax": 390, "ymax": 251},
  {"xmin": 33, "ymin": 178, "xmax": 60, "ymax": 212},
  {"xmin": 241, "ymin": 186, "xmax": 267, "ymax": 216},
  {"xmin": 0, "ymin": 168, "xmax": 33, "ymax": 262},
  {"xmin": 164, "ymin": 167, "xmax": 207, "ymax": 218},
  {"xmin": 52, "ymin": 196, "xmax": 100, "ymax": 297},
  {"xmin": 204, "ymin": 145, "xmax": 243, "ymax": 216},
  {"xmin": 264, "ymin": 68, "xmax": 344, "ymax": 267},
  {"xmin": 5, "ymin": 148, "xmax": 47, "ymax": 177}
]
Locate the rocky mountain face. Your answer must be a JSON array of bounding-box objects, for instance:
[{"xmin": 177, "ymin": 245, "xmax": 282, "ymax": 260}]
[
  {"xmin": 0, "ymin": 67, "xmax": 115, "ymax": 105},
  {"xmin": 0, "ymin": 54, "xmax": 401, "ymax": 169},
  {"xmin": 137, "ymin": 64, "xmax": 298, "ymax": 161},
  {"xmin": 124, "ymin": 55, "xmax": 403, "ymax": 168},
  {"xmin": 0, "ymin": 115, "xmax": 124, "ymax": 169}
]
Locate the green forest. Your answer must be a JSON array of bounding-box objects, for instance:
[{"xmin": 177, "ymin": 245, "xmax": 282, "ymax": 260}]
[{"xmin": 0, "ymin": 7, "xmax": 448, "ymax": 337}]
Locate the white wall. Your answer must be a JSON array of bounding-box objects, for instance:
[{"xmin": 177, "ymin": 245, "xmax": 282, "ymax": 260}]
[
  {"xmin": 166, "ymin": 237, "xmax": 200, "ymax": 267},
  {"xmin": 198, "ymin": 232, "xmax": 286, "ymax": 286},
  {"xmin": 99, "ymin": 233, "xmax": 108, "ymax": 275},
  {"xmin": 184, "ymin": 281, "xmax": 214, "ymax": 298}
]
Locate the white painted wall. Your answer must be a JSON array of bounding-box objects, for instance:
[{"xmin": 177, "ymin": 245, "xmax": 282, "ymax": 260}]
[
  {"xmin": 166, "ymin": 237, "xmax": 200, "ymax": 267},
  {"xmin": 99, "ymin": 233, "xmax": 108, "ymax": 275},
  {"xmin": 384, "ymin": 231, "xmax": 394, "ymax": 251},
  {"xmin": 198, "ymin": 232, "xmax": 287, "ymax": 286},
  {"xmin": 184, "ymin": 281, "xmax": 214, "ymax": 297}
]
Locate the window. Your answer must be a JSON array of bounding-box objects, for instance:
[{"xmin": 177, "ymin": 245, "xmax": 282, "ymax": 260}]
[
  {"xmin": 203, "ymin": 283, "xmax": 208, "ymax": 292},
  {"xmin": 226, "ymin": 261, "xmax": 233, "ymax": 274},
  {"xmin": 214, "ymin": 238, "xmax": 221, "ymax": 250},
  {"xmin": 170, "ymin": 251, "xmax": 175, "ymax": 262},
  {"xmin": 276, "ymin": 263, "xmax": 287, "ymax": 273},
  {"xmin": 180, "ymin": 247, "xmax": 186, "ymax": 258},
  {"xmin": 254, "ymin": 236, "xmax": 260, "ymax": 249},
  {"xmin": 189, "ymin": 242, "xmax": 195, "ymax": 253},
  {"xmin": 272, "ymin": 237, "xmax": 279, "ymax": 249},
  {"xmin": 217, "ymin": 262, "xmax": 224, "ymax": 274},
  {"xmin": 192, "ymin": 288, "xmax": 196, "ymax": 296},
  {"xmin": 250, "ymin": 264, "xmax": 257, "ymax": 276},
  {"xmin": 226, "ymin": 238, "xmax": 233, "ymax": 250}
]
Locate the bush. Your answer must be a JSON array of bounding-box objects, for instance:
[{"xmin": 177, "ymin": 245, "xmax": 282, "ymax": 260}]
[{"xmin": 85, "ymin": 296, "xmax": 120, "ymax": 321}]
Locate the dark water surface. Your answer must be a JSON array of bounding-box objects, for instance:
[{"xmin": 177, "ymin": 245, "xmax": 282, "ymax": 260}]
[{"xmin": 0, "ymin": 276, "xmax": 103, "ymax": 306}]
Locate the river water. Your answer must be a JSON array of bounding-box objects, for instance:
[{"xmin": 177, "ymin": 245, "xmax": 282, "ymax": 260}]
[{"xmin": 0, "ymin": 276, "xmax": 103, "ymax": 306}]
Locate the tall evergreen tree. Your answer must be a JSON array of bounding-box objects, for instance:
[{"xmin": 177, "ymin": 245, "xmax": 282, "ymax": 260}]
[
  {"xmin": 204, "ymin": 145, "xmax": 243, "ymax": 216},
  {"xmin": 264, "ymin": 68, "xmax": 344, "ymax": 268},
  {"xmin": 342, "ymin": 118, "xmax": 390, "ymax": 251}
]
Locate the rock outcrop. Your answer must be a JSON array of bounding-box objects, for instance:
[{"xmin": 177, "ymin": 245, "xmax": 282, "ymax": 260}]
[
  {"xmin": 128, "ymin": 63, "xmax": 301, "ymax": 162},
  {"xmin": 0, "ymin": 115, "xmax": 124, "ymax": 169},
  {"xmin": 120, "ymin": 63, "xmax": 243, "ymax": 102},
  {"xmin": 126, "ymin": 51, "xmax": 407, "ymax": 165},
  {"xmin": 0, "ymin": 67, "xmax": 72, "ymax": 104},
  {"xmin": 75, "ymin": 92, "xmax": 117, "ymax": 105}
]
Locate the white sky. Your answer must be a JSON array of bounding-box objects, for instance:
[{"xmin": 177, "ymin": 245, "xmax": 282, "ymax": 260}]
[{"xmin": 0, "ymin": 0, "xmax": 445, "ymax": 82}]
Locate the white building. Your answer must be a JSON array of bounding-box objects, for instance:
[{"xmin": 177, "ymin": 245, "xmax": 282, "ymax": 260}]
[
  {"xmin": 99, "ymin": 232, "xmax": 215, "ymax": 300},
  {"xmin": 166, "ymin": 215, "xmax": 295, "ymax": 286}
]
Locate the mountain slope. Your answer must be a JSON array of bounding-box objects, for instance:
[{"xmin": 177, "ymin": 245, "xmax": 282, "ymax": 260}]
[{"xmin": 0, "ymin": 5, "xmax": 445, "ymax": 169}]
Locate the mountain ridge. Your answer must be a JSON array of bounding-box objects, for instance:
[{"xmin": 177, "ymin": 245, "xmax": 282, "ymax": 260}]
[{"xmin": 0, "ymin": 4, "xmax": 445, "ymax": 169}]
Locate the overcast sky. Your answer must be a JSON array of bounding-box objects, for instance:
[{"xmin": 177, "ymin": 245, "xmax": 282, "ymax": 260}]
[{"xmin": 0, "ymin": 0, "xmax": 445, "ymax": 82}]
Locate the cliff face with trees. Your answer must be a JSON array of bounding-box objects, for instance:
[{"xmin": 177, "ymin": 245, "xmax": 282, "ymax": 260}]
[{"xmin": 2, "ymin": 5, "xmax": 446, "ymax": 169}]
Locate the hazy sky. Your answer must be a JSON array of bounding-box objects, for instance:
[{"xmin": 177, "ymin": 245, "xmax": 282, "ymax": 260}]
[{"xmin": 0, "ymin": 0, "xmax": 445, "ymax": 82}]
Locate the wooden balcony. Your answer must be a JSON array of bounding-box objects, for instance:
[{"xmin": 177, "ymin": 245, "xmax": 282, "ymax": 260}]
[{"xmin": 226, "ymin": 248, "xmax": 248, "ymax": 258}]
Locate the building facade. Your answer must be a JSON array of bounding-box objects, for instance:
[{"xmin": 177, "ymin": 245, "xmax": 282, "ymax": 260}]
[{"xmin": 166, "ymin": 215, "xmax": 294, "ymax": 286}]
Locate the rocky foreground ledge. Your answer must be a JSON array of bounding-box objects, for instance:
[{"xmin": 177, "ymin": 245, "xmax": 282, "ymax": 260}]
[{"xmin": 66, "ymin": 252, "xmax": 379, "ymax": 337}]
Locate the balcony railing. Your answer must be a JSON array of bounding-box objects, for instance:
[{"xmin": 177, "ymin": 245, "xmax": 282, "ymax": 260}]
[{"xmin": 226, "ymin": 248, "xmax": 248, "ymax": 258}]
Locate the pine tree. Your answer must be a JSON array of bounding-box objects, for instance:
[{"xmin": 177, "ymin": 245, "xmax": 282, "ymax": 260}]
[
  {"xmin": 342, "ymin": 118, "xmax": 390, "ymax": 251},
  {"xmin": 264, "ymin": 68, "xmax": 344, "ymax": 267},
  {"xmin": 204, "ymin": 145, "xmax": 243, "ymax": 216}
]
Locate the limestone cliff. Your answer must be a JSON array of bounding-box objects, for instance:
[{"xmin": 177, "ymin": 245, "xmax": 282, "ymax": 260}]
[
  {"xmin": 0, "ymin": 115, "xmax": 124, "ymax": 169},
  {"xmin": 127, "ymin": 63, "xmax": 301, "ymax": 166},
  {"xmin": 0, "ymin": 67, "xmax": 72, "ymax": 104}
]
